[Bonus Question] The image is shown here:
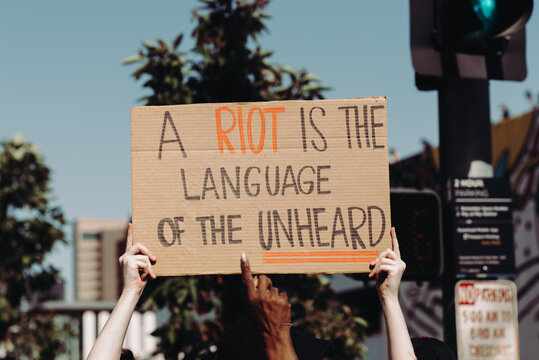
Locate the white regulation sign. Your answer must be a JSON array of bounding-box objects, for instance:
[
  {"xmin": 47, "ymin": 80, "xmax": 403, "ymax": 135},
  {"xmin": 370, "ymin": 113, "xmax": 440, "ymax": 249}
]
[{"xmin": 455, "ymin": 280, "xmax": 519, "ymax": 360}]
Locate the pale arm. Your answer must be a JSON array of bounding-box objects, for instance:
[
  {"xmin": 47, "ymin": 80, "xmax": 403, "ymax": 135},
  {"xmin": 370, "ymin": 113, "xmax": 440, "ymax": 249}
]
[
  {"xmin": 86, "ymin": 223, "xmax": 156, "ymax": 360},
  {"xmin": 86, "ymin": 290, "xmax": 140, "ymax": 360},
  {"xmin": 369, "ymin": 227, "xmax": 416, "ymax": 360}
]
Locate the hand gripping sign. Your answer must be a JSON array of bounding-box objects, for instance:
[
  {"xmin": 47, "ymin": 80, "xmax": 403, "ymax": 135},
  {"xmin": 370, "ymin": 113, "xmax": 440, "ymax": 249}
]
[{"xmin": 131, "ymin": 97, "xmax": 391, "ymax": 276}]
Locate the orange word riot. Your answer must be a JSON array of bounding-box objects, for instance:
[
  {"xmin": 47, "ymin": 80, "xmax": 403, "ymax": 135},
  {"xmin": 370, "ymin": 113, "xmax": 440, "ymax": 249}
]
[{"xmin": 215, "ymin": 106, "xmax": 285, "ymax": 154}]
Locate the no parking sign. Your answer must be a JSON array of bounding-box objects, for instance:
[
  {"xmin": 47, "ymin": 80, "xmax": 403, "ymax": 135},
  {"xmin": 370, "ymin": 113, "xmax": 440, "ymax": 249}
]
[{"xmin": 456, "ymin": 280, "xmax": 519, "ymax": 359}]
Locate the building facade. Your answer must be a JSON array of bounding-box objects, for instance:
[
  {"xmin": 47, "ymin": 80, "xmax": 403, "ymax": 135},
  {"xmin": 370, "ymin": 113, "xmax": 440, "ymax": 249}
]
[{"xmin": 74, "ymin": 218, "xmax": 128, "ymax": 302}]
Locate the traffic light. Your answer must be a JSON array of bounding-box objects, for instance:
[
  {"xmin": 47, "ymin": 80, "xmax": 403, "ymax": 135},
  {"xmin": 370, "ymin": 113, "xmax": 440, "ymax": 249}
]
[
  {"xmin": 390, "ymin": 189, "xmax": 442, "ymax": 280},
  {"xmin": 410, "ymin": 0, "xmax": 533, "ymax": 82}
]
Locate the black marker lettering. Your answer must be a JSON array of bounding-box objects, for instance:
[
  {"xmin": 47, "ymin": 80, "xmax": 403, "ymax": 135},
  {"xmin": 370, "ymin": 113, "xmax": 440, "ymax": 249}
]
[
  {"xmin": 309, "ymin": 107, "xmax": 327, "ymax": 152},
  {"xmin": 281, "ymin": 165, "xmax": 299, "ymax": 195},
  {"xmin": 300, "ymin": 107, "xmax": 307, "ymax": 152},
  {"xmin": 210, "ymin": 215, "xmax": 226, "ymax": 245},
  {"xmin": 196, "ymin": 216, "xmax": 210, "ymax": 245},
  {"xmin": 265, "ymin": 166, "xmax": 280, "ymax": 196},
  {"xmin": 181, "ymin": 169, "xmax": 201, "ymax": 200},
  {"xmin": 221, "ymin": 167, "xmax": 241, "ymax": 199},
  {"xmin": 313, "ymin": 208, "xmax": 329, "ymax": 247},
  {"xmin": 368, "ymin": 205, "xmax": 385, "ymax": 246},
  {"xmin": 157, "ymin": 218, "xmax": 176, "ymax": 247},
  {"xmin": 259, "ymin": 211, "xmax": 273, "ymax": 251},
  {"xmin": 348, "ymin": 207, "xmax": 367, "ymax": 249},
  {"xmin": 227, "ymin": 214, "xmax": 242, "ymax": 244},
  {"xmin": 273, "ymin": 209, "xmax": 294, "ymax": 248},
  {"xmin": 158, "ymin": 111, "xmax": 187, "ymax": 159},
  {"xmin": 298, "ymin": 166, "xmax": 315, "ymax": 195},
  {"xmin": 295, "ymin": 208, "xmax": 313, "ymax": 247},
  {"xmin": 245, "ymin": 166, "xmax": 261, "ymax": 196},
  {"xmin": 202, "ymin": 168, "xmax": 219, "ymax": 200},
  {"xmin": 331, "ymin": 207, "xmax": 349, "ymax": 248},
  {"xmin": 360, "ymin": 105, "xmax": 370, "ymax": 148},
  {"xmin": 370, "ymin": 105, "xmax": 385, "ymax": 150},
  {"xmin": 338, "ymin": 106, "xmax": 358, "ymax": 149},
  {"xmin": 317, "ymin": 165, "xmax": 331, "ymax": 195}
]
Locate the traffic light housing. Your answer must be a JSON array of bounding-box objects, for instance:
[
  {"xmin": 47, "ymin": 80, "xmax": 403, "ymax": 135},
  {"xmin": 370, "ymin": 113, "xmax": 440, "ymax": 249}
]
[
  {"xmin": 390, "ymin": 189, "xmax": 442, "ymax": 280},
  {"xmin": 410, "ymin": 0, "xmax": 533, "ymax": 82}
]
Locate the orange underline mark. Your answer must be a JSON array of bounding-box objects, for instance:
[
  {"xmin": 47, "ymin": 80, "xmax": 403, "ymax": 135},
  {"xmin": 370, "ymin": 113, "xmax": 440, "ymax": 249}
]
[
  {"xmin": 262, "ymin": 251, "xmax": 379, "ymax": 257},
  {"xmin": 263, "ymin": 257, "xmax": 377, "ymax": 264}
]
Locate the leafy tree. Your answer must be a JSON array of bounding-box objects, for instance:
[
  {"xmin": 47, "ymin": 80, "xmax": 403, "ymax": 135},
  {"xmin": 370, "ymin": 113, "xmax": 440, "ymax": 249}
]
[
  {"xmin": 123, "ymin": 0, "xmax": 327, "ymax": 104},
  {"xmin": 6, "ymin": 313, "xmax": 73, "ymax": 360},
  {"xmin": 125, "ymin": 1, "xmax": 366, "ymax": 359},
  {"xmin": 0, "ymin": 134, "xmax": 69, "ymax": 359},
  {"xmin": 123, "ymin": 35, "xmax": 192, "ymax": 105}
]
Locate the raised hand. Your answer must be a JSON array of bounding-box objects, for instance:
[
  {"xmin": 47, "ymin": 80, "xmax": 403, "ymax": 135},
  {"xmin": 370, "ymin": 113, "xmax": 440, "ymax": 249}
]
[
  {"xmin": 369, "ymin": 227, "xmax": 416, "ymax": 360},
  {"xmin": 240, "ymin": 253, "xmax": 298, "ymax": 360},
  {"xmin": 87, "ymin": 222, "xmax": 157, "ymax": 360},
  {"xmin": 368, "ymin": 227, "xmax": 406, "ymax": 302},
  {"xmin": 118, "ymin": 223, "xmax": 157, "ymax": 295}
]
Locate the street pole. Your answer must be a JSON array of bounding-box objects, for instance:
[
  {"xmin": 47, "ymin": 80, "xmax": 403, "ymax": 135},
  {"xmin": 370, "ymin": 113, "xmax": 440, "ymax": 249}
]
[{"xmin": 437, "ymin": 77, "xmax": 492, "ymax": 351}]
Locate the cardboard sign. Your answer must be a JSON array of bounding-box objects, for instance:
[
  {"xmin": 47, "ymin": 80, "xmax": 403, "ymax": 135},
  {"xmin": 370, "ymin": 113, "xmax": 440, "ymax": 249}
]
[
  {"xmin": 131, "ymin": 98, "xmax": 391, "ymax": 276},
  {"xmin": 455, "ymin": 280, "xmax": 519, "ymax": 360}
]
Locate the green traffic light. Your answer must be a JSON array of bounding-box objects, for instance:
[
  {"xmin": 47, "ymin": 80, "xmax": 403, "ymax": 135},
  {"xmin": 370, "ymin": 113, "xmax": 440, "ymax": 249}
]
[
  {"xmin": 472, "ymin": 0, "xmax": 497, "ymax": 23},
  {"xmin": 472, "ymin": 0, "xmax": 498, "ymax": 34},
  {"xmin": 464, "ymin": 0, "xmax": 499, "ymax": 43}
]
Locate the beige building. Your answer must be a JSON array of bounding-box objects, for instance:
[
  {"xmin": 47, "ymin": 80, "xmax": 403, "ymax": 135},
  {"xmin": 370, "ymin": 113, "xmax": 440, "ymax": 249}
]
[{"xmin": 74, "ymin": 218, "xmax": 128, "ymax": 301}]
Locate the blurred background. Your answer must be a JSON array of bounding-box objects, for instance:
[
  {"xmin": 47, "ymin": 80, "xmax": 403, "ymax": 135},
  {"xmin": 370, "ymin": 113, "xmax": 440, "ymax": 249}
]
[{"xmin": 1, "ymin": 0, "xmax": 538, "ymax": 359}]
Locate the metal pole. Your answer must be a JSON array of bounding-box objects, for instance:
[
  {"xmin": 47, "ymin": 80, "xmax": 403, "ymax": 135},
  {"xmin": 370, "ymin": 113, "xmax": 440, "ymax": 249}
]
[{"xmin": 437, "ymin": 77, "xmax": 492, "ymax": 352}]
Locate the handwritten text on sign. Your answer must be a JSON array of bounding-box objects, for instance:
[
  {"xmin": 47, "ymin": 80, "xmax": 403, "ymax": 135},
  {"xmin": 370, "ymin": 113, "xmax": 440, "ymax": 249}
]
[{"xmin": 131, "ymin": 98, "xmax": 391, "ymax": 276}]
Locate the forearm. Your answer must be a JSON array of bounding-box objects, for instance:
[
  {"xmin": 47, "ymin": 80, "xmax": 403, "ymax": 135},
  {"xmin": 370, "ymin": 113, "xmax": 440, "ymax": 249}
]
[
  {"xmin": 86, "ymin": 290, "xmax": 140, "ymax": 360},
  {"xmin": 381, "ymin": 297, "xmax": 416, "ymax": 360},
  {"xmin": 263, "ymin": 331, "xmax": 299, "ymax": 360}
]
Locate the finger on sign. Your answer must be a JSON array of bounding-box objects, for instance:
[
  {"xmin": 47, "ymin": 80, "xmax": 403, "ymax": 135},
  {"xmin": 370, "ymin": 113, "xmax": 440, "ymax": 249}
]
[
  {"xmin": 128, "ymin": 243, "xmax": 156, "ymax": 262},
  {"xmin": 385, "ymin": 250, "xmax": 399, "ymax": 262},
  {"xmin": 136, "ymin": 260, "xmax": 149, "ymax": 280},
  {"xmin": 258, "ymin": 275, "xmax": 272, "ymax": 293},
  {"xmin": 368, "ymin": 260, "xmax": 381, "ymax": 279},
  {"xmin": 134, "ymin": 255, "xmax": 156, "ymax": 279},
  {"xmin": 241, "ymin": 252, "xmax": 255, "ymax": 294},
  {"xmin": 126, "ymin": 223, "xmax": 133, "ymax": 251},
  {"xmin": 391, "ymin": 227, "xmax": 400, "ymax": 258},
  {"xmin": 379, "ymin": 264, "xmax": 395, "ymax": 274},
  {"xmin": 142, "ymin": 244, "xmax": 157, "ymax": 262},
  {"xmin": 379, "ymin": 257, "xmax": 397, "ymax": 267},
  {"xmin": 370, "ymin": 248, "xmax": 391, "ymax": 268}
]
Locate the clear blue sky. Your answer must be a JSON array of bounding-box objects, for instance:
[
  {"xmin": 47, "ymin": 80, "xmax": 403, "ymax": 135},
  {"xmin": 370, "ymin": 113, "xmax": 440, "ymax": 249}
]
[{"xmin": 1, "ymin": 0, "xmax": 538, "ymax": 300}]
